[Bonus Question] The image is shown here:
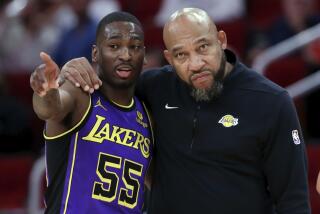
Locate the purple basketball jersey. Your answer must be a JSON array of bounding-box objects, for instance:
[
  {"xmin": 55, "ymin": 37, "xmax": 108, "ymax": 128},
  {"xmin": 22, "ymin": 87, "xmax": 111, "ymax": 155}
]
[{"xmin": 44, "ymin": 91, "xmax": 153, "ymax": 214}]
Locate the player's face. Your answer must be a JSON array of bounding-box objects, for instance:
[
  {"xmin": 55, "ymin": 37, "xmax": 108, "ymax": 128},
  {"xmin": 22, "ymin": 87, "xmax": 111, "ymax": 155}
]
[
  {"xmin": 164, "ymin": 18, "xmax": 227, "ymax": 100},
  {"xmin": 93, "ymin": 21, "xmax": 145, "ymax": 89}
]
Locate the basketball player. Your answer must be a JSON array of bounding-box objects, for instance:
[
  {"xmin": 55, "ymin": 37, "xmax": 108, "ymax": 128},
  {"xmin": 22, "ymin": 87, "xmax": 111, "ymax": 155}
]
[{"xmin": 30, "ymin": 12, "xmax": 153, "ymax": 214}]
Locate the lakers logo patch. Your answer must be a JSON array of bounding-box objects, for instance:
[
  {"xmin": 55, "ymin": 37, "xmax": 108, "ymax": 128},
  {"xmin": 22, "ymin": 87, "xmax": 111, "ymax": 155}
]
[
  {"xmin": 137, "ymin": 111, "xmax": 143, "ymax": 120},
  {"xmin": 218, "ymin": 115, "xmax": 238, "ymax": 127},
  {"xmin": 136, "ymin": 111, "xmax": 148, "ymax": 128}
]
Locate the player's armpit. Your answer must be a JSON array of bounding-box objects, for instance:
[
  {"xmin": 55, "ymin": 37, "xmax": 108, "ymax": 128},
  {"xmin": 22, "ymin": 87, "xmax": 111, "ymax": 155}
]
[{"xmin": 144, "ymin": 159, "xmax": 154, "ymax": 190}]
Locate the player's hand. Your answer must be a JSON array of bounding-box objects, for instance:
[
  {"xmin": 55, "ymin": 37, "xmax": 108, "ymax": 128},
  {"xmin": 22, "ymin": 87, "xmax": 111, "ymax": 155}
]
[
  {"xmin": 61, "ymin": 57, "xmax": 102, "ymax": 94},
  {"xmin": 30, "ymin": 52, "xmax": 60, "ymax": 97}
]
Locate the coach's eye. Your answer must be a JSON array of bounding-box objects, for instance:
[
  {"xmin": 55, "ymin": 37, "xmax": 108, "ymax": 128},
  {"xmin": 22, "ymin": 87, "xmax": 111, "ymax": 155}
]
[
  {"xmin": 175, "ymin": 52, "xmax": 185, "ymax": 59},
  {"xmin": 199, "ymin": 44, "xmax": 208, "ymax": 51}
]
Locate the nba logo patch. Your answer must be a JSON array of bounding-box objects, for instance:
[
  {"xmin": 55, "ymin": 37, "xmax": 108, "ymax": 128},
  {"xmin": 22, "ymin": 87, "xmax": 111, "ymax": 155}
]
[{"xmin": 292, "ymin": 130, "xmax": 301, "ymax": 145}]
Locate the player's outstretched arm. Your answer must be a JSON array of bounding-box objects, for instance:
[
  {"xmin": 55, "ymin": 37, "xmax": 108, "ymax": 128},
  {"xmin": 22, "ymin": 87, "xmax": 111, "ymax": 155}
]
[
  {"xmin": 60, "ymin": 57, "xmax": 102, "ymax": 93},
  {"xmin": 31, "ymin": 52, "xmax": 74, "ymax": 122}
]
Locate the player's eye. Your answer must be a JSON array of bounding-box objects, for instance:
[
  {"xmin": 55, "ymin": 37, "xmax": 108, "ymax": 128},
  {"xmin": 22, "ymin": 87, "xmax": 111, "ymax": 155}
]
[
  {"xmin": 131, "ymin": 45, "xmax": 142, "ymax": 50},
  {"xmin": 110, "ymin": 44, "xmax": 118, "ymax": 49}
]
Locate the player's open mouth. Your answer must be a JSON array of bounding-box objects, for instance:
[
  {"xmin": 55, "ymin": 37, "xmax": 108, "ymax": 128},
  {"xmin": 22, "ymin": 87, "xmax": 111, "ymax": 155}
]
[{"xmin": 116, "ymin": 66, "xmax": 133, "ymax": 78}]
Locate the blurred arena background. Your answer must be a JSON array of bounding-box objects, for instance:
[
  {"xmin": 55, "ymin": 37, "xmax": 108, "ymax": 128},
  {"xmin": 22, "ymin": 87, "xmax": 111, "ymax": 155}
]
[{"xmin": 0, "ymin": 0, "xmax": 319, "ymax": 213}]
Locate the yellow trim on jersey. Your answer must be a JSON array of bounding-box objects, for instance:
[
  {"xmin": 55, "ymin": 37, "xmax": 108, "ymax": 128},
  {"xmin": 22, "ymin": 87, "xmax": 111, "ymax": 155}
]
[
  {"xmin": 45, "ymin": 157, "xmax": 49, "ymax": 187},
  {"xmin": 118, "ymin": 159, "xmax": 143, "ymax": 209},
  {"xmin": 44, "ymin": 95, "xmax": 92, "ymax": 140},
  {"xmin": 142, "ymin": 102, "xmax": 154, "ymax": 145},
  {"xmin": 110, "ymin": 98, "xmax": 134, "ymax": 109},
  {"xmin": 92, "ymin": 153, "xmax": 121, "ymax": 202},
  {"xmin": 63, "ymin": 132, "xmax": 79, "ymax": 214}
]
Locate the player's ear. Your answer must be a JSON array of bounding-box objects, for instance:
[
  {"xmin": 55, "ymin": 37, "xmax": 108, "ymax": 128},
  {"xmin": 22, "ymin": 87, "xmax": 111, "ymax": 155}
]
[{"xmin": 92, "ymin": 45, "xmax": 98, "ymax": 63}]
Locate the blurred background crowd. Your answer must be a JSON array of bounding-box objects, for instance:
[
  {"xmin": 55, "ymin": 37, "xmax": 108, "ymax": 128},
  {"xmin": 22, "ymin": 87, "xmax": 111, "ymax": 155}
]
[{"xmin": 0, "ymin": 0, "xmax": 320, "ymax": 213}]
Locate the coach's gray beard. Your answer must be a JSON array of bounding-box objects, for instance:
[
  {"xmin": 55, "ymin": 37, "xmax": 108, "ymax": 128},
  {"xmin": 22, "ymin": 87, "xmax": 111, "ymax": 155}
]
[
  {"xmin": 190, "ymin": 80, "xmax": 223, "ymax": 102},
  {"xmin": 190, "ymin": 53, "xmax": 226, "ymax": 102}
]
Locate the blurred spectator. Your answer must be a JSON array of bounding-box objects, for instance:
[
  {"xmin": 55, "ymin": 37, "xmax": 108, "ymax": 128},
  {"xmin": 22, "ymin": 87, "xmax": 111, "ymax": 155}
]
[
  {"xmin": 268, "ymin": 0, "xmax": 320, "ymax": 46},
  {"xmin": 52, "ymin": 0, "xmax": 119, "ymax": 67},
  {"xmin": 143, "ymin": 47, "xmax": 166, "ymax": 71},
  {"xmin": 52, "ymin": 0, "xmax": 96, "ymax": 67},
  {"xmin": 271, "ymin": 0, "xmax": 320, "ymax": 139},
  {"xmin": 0, "ymin": 0, "xmax": 12, "ymax": 36},
  {"xmin": 246, "ymin": 0, "xmax": 320, "ymax": 139},
  {"xmin": 246, "ymin": 0, "xmax": 320, "ymax": 64},
  {"xmin": 88, "ymin": 0, "xmax": 120, "ymax": 22},
  {"xmin": 0, "ymin": 74, "xmax": 33, "ymax": 153},
  {"xmin": 0, "ymin": 0, "xmax": 68, "ymax": 73},
  {"xmin": 155, "ymin": 0, "xmax": 246, "ymax": 26}
]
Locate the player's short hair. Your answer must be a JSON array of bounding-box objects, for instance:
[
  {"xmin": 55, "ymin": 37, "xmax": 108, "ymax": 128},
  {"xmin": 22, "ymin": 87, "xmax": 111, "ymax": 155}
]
[{"xmin": 96, "ymin": 11, "xmax": 143, "ymax": 43}]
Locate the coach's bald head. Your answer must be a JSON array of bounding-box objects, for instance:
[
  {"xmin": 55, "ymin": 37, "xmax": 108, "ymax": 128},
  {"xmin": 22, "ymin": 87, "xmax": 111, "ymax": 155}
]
[{"xmin": 163, "ymin": 8, "xmax": 219, "ymax": 50}]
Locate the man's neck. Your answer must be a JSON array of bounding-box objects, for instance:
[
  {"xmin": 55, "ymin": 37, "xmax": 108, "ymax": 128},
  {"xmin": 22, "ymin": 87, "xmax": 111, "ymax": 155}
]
[{"xmin": 100, "ymin": 84, "xmax": 134, "ymax": 106}]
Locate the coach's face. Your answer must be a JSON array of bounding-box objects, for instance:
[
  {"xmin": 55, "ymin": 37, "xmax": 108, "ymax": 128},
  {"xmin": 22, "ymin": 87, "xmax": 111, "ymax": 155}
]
[
  {"xmin": 92, "ymin": 21, "xmax": 145, "ymax": 89},
  {"xmin": 164, "ymin": 15, "xmax": 227, "ymax": 91}
]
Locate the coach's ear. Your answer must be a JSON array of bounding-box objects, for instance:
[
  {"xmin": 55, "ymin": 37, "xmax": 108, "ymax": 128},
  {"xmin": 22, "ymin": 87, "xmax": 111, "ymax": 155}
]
[
  {"xmin": 92, "ymin": 45, "xmax": 99, "ymax": 63},
  {"xmin": 217, "ymin": 30, "xmax": 227, "ymax": 50},
  {"xmin": 163, "ymin": 49, "xmax": 173, "ymax": 65}
]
